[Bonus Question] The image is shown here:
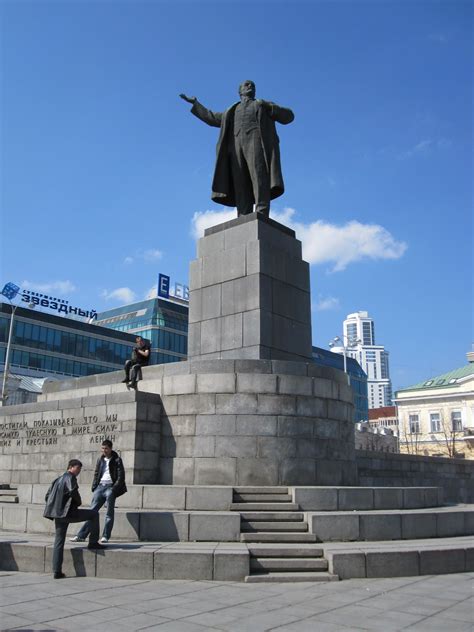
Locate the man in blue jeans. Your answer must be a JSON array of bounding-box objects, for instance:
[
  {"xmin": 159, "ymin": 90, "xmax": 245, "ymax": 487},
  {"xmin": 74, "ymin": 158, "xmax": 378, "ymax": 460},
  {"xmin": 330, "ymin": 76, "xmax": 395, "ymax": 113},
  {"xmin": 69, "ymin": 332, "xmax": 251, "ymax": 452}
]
[
  {"xmin": 44, "ymin": 459, "xmax": 105, "ymax": 579},
  {"xmin": 70, "ymin": 440, "xmax": 127, "ymax": 544}
]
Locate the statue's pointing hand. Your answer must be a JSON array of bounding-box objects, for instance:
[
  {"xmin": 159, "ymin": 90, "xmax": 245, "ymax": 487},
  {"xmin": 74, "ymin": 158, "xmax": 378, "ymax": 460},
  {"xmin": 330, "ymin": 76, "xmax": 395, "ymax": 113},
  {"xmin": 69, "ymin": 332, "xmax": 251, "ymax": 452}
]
[{"xmin": 180, "ymin": 94, "xmax": 196, "ymax": 105}]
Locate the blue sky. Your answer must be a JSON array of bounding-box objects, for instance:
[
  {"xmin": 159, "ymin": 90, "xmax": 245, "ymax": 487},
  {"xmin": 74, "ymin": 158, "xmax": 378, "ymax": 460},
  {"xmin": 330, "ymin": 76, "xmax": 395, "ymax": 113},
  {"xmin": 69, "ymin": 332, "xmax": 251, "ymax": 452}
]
[{"xmin": 1, "ymin": 0, "xmax": 472, "ymax": 391}]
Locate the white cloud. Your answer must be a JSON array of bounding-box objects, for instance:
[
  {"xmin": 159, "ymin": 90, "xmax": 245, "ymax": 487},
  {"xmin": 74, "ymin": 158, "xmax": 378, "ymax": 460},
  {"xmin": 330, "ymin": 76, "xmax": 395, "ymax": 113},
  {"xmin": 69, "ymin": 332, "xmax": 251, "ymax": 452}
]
[
  {"xmin": 123, "ymin": 249, "xmax": 163, "ymax": 265},
  {"xmin": 398, "ymin": 138, "xmax": 451, "ymax": 160},
  {"xmin": 190, "ymin": 208, "xmax": 407, "ymax": 272},
  {"xmin": 21, "ymin": 280, "xmax": 76, "ymax": 295},
  {"xmin": 191, "ymin": 209, "xmax": 236, "ymax": 238},
  {"xmin": 145, "ymin": 285, "xmax": 157, "ymax": 299},
  {"xmin": 143, "ymin": 249, "xmax": 163, "ymax": 262},
  {"xmin": 314, "ymin": 296, "xmax": 340, "ymax": 311},
  {"xmin": 101, "ymin": 287, "xmax": 136, "ymax": 304}
]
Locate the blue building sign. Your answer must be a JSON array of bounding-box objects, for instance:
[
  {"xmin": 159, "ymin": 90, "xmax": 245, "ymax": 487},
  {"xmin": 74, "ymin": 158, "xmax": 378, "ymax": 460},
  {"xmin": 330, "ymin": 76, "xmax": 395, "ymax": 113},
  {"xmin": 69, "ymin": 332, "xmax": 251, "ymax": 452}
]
[
  {"xmin": 158, "ymin": 273, "xmax": 189, "ymax": 301},
  {"xmin": 158, "ymin": 274, "xmax": 170, "ymax": 299},
  {"xmin": 1, "ymin": 282, "xmax": 20, "ymax": 301},
  {"xmin": 1, "ymin": 281, "xmax": 96, "ymax": 319}
]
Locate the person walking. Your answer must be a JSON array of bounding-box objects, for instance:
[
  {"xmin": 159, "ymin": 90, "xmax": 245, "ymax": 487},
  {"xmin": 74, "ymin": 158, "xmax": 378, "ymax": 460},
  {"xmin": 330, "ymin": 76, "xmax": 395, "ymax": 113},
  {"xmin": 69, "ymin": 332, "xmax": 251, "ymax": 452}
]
[
  {"xmin": 43, "ymin": 459, "xmax": 105, "ymax": 579},
  {"xmin": 70, "ymin": 440, "xmax": 127, "ymax": 544}
]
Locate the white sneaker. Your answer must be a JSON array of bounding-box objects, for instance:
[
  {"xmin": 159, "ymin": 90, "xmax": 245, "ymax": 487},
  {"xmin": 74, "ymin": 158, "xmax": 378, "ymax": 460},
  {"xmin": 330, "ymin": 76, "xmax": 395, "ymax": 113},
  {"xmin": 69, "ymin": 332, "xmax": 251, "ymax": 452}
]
[
  {"xmin": 69, "ymin": 536, "xmax": 86, "ymax": 542},
  {"xmin": 100, "ymin": 537, "xmax": 109, "ymax": 543}
]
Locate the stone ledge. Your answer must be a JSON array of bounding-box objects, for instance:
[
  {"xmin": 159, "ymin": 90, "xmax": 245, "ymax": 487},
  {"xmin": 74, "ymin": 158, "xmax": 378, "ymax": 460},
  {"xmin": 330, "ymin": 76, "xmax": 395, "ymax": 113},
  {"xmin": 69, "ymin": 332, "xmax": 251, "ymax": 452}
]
[
  {"xmin": 38, "ymin": 360, "xmax": 349, "ymax": 397},
  {"xmin": 0, "ymin": 534, "xmax": 471, "ymax": 582},
  {"xmin": 308, "ymin": 507, "xmax": 474, "ymax": 542},
  {"xmin": 14, "ymin": 484, "xmax": 445, "ymax": 511},
  {"xmin": 0, "ymin": 537, "xmax": 250, "ymax": 581},
  {"xmin": 324, "ymin": 538, "xmax": 474, "ymax": 579},
  {"xmin": 0, "ymin": 505, "xmax": 241, "ymax": 542}
]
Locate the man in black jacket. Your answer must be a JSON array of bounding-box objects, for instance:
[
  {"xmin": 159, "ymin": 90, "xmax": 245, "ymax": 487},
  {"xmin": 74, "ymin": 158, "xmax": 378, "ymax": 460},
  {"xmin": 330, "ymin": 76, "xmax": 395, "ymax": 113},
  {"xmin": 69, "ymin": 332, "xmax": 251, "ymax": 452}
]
[
  {"xmin": 122, "ymin": 336, "xmax": 150, "ymax": 388},
  {"xmin": 70, "ymin": 440, "xmax": 127, "ymax": 544},
  {"xmin": 44, "ymin": 459, "xmax": 104, "ymax": 579}
]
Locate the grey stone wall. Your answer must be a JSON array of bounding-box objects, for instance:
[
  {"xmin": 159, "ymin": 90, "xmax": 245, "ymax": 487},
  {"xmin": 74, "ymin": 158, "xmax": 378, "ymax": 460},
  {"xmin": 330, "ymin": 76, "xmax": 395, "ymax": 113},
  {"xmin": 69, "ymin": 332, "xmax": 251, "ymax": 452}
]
[
  {"xmin": 189, "ymin": 213, "xmax": 313, "ymax": 362},
  {"xmin": 356, "ymin": 450, "xmax": 474, "ymax": 503},
  {"xmin": 0, "ymin": 390, "xmax": 161, "ymax": 485},
  {"xmin": 155, "ymin": 360, "xmax": 356, "ymax": 486}
]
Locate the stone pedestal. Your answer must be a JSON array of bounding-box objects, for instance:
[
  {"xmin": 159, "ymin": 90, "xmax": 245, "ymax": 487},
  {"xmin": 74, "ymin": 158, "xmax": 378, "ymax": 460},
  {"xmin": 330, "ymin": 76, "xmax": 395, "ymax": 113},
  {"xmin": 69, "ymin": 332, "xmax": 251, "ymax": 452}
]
[
  {"xmin": 0, "ymin": 214, "xmax": 359, "ymax": 488},
  {"xmin": 188, "ymin": 213, "xmax": 312, "ymax": 362}
]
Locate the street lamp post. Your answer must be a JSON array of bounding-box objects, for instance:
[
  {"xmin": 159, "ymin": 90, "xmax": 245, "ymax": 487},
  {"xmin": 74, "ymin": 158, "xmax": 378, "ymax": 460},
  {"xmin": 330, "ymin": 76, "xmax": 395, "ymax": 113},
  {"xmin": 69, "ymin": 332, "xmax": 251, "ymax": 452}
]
[
  {"xmin": 1, "ymin": 282, "xmax": 34, "ymax": 405},
  {"xmin": 328, "ymin": 334, "xmax": 361, "ymax": 380},
  {"xmin": 1, "ymin": 303, "xmax": 18, "ymax": 404}
]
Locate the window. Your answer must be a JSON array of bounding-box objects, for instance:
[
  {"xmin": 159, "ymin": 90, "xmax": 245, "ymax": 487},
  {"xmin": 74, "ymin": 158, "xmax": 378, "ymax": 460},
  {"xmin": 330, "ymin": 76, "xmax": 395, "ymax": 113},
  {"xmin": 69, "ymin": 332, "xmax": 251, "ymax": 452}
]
[
  {"xmin": 409, "ymin": 414, "xmax": 420, "ymax": 434},
  {"xmin": 430, "ymin": 413, "xmax": 441, "ymax": 432},
  {"xmin": 451, "ymin": 411, "xmax": 462, "ymax": 432},
  {"xmin": 362, "ymin": 322, "xmax": 372, "ymax": 345}
]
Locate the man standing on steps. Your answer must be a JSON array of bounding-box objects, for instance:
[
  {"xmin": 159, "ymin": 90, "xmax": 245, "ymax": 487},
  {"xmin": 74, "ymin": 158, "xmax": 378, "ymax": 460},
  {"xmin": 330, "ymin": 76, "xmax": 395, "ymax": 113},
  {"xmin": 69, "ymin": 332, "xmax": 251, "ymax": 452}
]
[
  {"xmin": 122, "ymin": 335, "xmax": 151, "ymax": 388},
  {"xmin": 44, "ymin": 459, "xmax": 105, "ymax": 579},
  {"xmin": 180, "ymin": 80, "xmax": 294, "ymax": 217},
  {"xmin": 70, "ymin": 440, "xmax": 127, "ymax": 544}
]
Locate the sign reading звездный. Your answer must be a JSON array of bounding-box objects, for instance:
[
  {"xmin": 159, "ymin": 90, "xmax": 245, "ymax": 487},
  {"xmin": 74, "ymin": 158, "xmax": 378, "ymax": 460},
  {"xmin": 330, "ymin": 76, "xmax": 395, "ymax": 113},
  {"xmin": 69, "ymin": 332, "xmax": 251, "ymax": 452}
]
[{"xmin": 0, "ymin": 413, "xmax": 118, "ymax": 449}]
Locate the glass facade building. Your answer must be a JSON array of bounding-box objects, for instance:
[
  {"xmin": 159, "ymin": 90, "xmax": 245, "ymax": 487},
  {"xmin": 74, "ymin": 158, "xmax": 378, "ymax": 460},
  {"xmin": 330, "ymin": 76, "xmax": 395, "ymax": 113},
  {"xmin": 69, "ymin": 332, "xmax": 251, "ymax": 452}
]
[
  {"xmin": 96, "ymin": 297, "xmax": 188, "ymax": 365},
  {"xmin": 0, "ymin": 302, "xmax": 137, "ymax": 379},
  {"xmin": 312, "ymin": 346, "xmax": 369, "ymax": 422}
]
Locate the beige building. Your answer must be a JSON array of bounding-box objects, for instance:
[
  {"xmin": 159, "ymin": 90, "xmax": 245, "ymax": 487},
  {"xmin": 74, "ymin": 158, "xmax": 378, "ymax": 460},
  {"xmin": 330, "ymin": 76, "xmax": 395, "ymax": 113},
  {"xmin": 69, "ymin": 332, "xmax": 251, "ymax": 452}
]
[{"xmin": 394, "ymin": 351, "xmax": 474, "ymax": 459}]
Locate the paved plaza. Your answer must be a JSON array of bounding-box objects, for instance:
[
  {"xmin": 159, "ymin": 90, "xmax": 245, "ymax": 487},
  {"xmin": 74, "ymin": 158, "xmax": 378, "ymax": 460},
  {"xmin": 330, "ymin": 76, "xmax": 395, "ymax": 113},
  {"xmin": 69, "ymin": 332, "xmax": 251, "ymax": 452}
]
[{"xmin": 0, "ymin": 570, "xmax": 472, "ymax": 631}]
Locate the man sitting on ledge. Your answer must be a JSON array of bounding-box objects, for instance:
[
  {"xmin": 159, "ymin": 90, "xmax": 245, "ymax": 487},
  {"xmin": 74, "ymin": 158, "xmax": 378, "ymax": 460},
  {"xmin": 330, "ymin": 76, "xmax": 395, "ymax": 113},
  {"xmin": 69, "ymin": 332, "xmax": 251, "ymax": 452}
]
[{"xmin": 122, "ymin": 335, "xmax": 150, "ymax": 388}]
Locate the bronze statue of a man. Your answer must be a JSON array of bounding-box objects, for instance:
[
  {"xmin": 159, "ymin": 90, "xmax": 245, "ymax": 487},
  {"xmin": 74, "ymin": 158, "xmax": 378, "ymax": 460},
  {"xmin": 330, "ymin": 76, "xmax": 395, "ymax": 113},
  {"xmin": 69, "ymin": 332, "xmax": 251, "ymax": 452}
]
[{"xmin": 180, "ymin": 81, "xmax": 294, "ymax": 217}]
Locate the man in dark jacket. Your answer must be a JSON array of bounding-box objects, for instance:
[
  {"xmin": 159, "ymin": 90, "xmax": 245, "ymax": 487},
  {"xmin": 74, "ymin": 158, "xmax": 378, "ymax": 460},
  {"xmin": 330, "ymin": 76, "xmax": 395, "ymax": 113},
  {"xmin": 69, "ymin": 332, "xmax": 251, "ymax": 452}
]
[
  {"xmin": 122, "ymin": 335, "xmax": 151, "ymax": 388},
  {"xmin": 180, "ymin": 80, "xmax": 294, "ymax": 217},
  {"xmin": 70, "ymin": 440, "xmax": 127, "ymax": 544},
  {"xmin": 44, "ymin": 459, "xmax": 104, "ymax": 579}
]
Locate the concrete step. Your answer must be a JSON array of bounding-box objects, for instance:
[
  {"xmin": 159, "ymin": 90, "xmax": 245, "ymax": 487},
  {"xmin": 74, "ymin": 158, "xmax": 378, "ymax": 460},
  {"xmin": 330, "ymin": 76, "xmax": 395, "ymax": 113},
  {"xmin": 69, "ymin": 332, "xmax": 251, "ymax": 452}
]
[
  {"xmin": 0, "ymin": 532, "xmax": 472, "ymax": 581},
  {"xmin": 240, "ymin": 512, "xmax": 304, "ymax": 521},
  {"xmin": 231, "ymin": 503, "xmax": 299, "ymax": 511},
  {"xmin": 242, "ymin": 521, "xmax": 308, "ymax": 532},
  {"xmin": 0, "ymin": 489, "xmax": 18, "ymax": 496},
  {"xmin": 248, "ymin": 545, "xmax": 324, "ymax": 557},
  {"xmin": 245, "ymin": 571, "xmax": 339, "ymax": 583},
  {"xmin": 309, "ymin": 507, "xmax": 474, "ymax": 542},
  {"xmin": 234, "ymin": 487, "xmax": 289, "ymax": 494},
  {"xmin": 234, "ymin": 494, "xmax": 292, "ymax": 502},
  {"xmin": 1, "ymin": 504, "xmax": 241, "ymax": 542},
  {"xmin": 241, "ymin": 532, "xmax": 318, "ymax": 543},
  {"xmin": 250, "ymin": 557, "xmax": 328, "ymax": 572}
]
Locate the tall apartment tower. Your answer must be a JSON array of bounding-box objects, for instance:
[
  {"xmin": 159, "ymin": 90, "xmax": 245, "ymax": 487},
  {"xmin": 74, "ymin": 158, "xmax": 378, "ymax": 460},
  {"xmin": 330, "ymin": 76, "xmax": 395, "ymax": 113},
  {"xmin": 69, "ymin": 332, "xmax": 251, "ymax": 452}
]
[{"xmin": 339, "ymin": 311, "xmax": 392, "ymax": 410}]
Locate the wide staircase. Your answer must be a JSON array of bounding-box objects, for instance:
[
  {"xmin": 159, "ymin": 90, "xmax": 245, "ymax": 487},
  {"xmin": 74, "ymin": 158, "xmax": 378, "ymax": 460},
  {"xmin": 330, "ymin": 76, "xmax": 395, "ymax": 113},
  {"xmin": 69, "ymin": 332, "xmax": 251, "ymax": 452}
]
[
  {"xmin": 232, "ymin": 486, "xmax": 337, "ymax": 582},
  {"xmin": 1, "ymin": 483, "xmax": 473, "ymax": 582}
]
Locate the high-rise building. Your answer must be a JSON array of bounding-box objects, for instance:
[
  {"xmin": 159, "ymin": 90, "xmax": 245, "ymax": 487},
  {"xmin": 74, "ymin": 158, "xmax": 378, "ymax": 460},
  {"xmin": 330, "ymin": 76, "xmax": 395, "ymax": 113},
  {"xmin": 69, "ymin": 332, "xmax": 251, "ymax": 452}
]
[{"xmin": 332, "ymin": 311, "xmax": 392, "ymax": 409}]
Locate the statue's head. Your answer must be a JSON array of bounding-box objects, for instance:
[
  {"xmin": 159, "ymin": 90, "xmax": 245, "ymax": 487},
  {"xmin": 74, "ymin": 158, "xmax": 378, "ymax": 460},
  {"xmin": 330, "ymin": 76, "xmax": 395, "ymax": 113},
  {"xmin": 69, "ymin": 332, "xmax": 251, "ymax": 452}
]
[{"xmin": 239, "ymin": 80, "xmax": 256, "ymax": 99}]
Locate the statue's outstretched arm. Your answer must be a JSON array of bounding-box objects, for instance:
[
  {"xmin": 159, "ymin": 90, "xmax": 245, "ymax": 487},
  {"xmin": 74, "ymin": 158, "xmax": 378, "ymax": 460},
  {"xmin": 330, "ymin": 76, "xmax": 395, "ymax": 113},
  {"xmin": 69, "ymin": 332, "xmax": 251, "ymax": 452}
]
[{"xmin": 180, "ymin": 94, "xmax": 223, "ymax": 128}]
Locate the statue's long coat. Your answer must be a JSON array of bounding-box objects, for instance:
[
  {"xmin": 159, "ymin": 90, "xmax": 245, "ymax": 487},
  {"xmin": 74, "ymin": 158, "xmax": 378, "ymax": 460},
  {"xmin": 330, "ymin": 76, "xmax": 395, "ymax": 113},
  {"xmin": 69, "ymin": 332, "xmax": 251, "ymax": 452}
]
[{"xmin": 191, "ymin": 99, "xmax": 294, "ymax": 208}]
